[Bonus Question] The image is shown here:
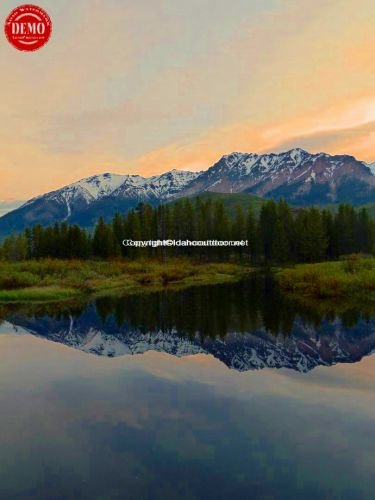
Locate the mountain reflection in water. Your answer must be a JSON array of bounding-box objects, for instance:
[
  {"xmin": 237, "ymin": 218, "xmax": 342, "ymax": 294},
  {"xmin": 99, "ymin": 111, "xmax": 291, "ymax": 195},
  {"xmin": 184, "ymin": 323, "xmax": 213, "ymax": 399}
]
[{"xmin": 1, "ymin": 275, "xmax": 374, "ymax": 373}]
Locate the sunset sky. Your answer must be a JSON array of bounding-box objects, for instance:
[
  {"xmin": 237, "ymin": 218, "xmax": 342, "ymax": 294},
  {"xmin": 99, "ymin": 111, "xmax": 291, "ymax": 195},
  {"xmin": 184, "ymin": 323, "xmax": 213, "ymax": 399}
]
[{"xmin": 0, "ymin": 0, "xmax": 374, "ymax": 203}]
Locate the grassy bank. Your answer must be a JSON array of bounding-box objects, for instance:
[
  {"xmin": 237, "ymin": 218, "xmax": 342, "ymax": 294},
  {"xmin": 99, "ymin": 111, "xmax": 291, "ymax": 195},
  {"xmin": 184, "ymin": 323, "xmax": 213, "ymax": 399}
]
[
  {"xmin": 0, "ymin": 259, "xmax": 249, "ymax": 302},
  {"xmin": 277, "ymin": 256, "xmax": 375, "ymax": 298}
]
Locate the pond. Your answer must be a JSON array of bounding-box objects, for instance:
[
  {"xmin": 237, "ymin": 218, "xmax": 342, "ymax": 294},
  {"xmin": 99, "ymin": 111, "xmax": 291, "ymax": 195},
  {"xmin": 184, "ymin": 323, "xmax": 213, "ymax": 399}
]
[{"xmin": 0, "ymin": 275, "xmax": 374, "ymax": 499}]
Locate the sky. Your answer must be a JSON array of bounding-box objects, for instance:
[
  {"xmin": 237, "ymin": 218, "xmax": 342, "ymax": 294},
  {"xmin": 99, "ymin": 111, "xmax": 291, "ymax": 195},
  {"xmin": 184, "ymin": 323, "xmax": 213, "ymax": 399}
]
[{"xmin": 0, "ymin": 0, "xmax": 374, "ymax": 202}]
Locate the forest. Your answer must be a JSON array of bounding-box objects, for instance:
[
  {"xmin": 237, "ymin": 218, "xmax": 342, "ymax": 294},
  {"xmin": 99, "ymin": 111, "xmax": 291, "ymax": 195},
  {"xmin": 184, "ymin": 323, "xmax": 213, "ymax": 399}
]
[{"xmin": 0, "ymin": 198, "xmax": 374, "ymax": 264}]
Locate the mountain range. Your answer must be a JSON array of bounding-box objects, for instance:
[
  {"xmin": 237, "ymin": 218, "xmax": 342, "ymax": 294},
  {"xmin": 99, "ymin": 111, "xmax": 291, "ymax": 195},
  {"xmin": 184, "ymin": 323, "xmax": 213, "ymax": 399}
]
[
  {"xmin": 2, "ymin": 305, "xmax": 375, "ymax": 373},
  {"xmin": 1, "ymin": 148, "xmax": 374, "ymax": 236}
]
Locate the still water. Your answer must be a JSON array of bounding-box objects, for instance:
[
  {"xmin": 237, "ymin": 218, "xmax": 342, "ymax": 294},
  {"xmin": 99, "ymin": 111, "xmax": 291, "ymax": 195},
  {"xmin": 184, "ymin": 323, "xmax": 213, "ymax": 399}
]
[{"xmin": 0, "ymin": 276, "xmax": 374, "ymax": 499}]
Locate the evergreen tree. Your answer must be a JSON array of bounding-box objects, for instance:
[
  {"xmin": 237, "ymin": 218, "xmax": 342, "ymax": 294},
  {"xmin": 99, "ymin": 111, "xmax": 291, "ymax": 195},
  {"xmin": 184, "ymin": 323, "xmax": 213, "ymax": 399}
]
[
  {"xmin": 112, "ymin": 212, "xmax": 124, "ymax": 257},
  {"xmin": 295, "ymin": 208, "xmax": 327, "ymax": 262},
  {"xmin": 93, "ymin": 217, "xmax": 114, "ymax": 259},
  {"xmin": 1, "ymin": 197, "xmax": 373, "ymax": 264},
  {"xmin": 335, "ymin": 204, "xmax": 356, "ymax": 255},
  {"xmin": 213, "ymin": 200, "xmax": 230, "ymax": 260},
  {"xmin": 258, "ymin": 201, "xmax": 277, "ymax": 261},
  {"xmin": 272, "ymin": 220, "xmax": 289, "ymax": 263},
  {"xmin": 245, "ymin": 204, "xmax": 257, "ymax": 262}
]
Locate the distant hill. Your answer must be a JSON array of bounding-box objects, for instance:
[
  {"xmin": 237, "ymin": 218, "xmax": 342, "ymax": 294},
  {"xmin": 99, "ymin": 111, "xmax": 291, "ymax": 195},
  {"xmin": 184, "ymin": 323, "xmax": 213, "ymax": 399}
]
[
  {"xmin": 170, "ymin": 192, "xmax": 266, "ymax": 217},
  {"xmin": 323, "ymin": 202, "xmax": 375, "ymax": 219},
  {"xmin": 361, "ymin": 203, "xmax": 375, "ymax": 219},
  {"xmin": 177, "ymin": 193, "xmax": 375, "ymax": 220}
]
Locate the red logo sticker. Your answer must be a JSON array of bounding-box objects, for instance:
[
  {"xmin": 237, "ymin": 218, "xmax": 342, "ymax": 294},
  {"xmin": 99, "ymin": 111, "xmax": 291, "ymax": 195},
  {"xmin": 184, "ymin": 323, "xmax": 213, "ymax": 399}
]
[{"xmin": 4, "ymin": 4, "xmax": 52, "ymax": 51}]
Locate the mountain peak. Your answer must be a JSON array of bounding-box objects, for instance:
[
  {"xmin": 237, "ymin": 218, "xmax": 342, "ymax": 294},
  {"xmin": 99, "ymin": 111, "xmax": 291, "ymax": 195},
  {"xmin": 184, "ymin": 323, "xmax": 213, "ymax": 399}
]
[
  {"xmin": 285, "ymin": 147, "xmax": 308, "ymax": 159},
  {"xmin": 0, "ymin": 149, "xmax": 374, "ymax": 237},
  {"xmin": 286, "ymin": 147, "xmax": 308, "ymax": 154}
]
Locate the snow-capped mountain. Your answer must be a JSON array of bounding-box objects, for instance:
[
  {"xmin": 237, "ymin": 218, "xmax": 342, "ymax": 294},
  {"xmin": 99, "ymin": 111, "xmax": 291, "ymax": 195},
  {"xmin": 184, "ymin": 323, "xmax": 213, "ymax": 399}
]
[
  {"xmin": 178, "ymin": 148, "xmax": 375, "ymax": 205},
  {"xmin": 0, "ymin": 149, "xmax": 374, "ymax": 236},
  {"xmin": 4, "ymin": 305, "xmax": 375, "ymax": 373},
  {"xmin": 23, "ymin": 169, "xmax": 200, "ymax": 214},
  {"xmin": 0, "ymin": 169, "xmax": 201, "ymax": 236}
]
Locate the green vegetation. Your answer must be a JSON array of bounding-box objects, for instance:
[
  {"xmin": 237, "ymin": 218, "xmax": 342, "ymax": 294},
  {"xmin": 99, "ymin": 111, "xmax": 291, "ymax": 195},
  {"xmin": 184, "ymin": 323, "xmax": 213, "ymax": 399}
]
[
  {"xmin": 1, "ymin": 199, "xmax": 374, "ymax": 264},
  {"xmin": 325, "ymin": 201, "xmax": 375, "ymax": 220},
  {"xmin": 0, "ymin": 259, "xmax": 248, "ymax": 302},
  {"xmin": 0, "ymin": 197, "xmax": 374, "ymax": 302},
  {"xmin": 0, "ymin": 286, "xmax": 79, "ymax": 302},
  {"xmin": 174, "ymin": 192, "xmax": 265, "ymax": 218},
  {"xmin": 360, "ymin": 203, "xmax": 375, "ymax": 220},
  {"xmin": 277, "ymin": 255, "xmax": 375, "ymax": 298}
]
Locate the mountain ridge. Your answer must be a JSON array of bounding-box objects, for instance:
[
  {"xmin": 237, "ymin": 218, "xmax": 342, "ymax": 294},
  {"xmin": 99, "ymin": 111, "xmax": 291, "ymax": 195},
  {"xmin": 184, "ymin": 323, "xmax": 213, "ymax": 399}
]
[
  {"xmin": 1, "ymin": 148, "xmax": 374, "ymax": 236},
  {"xmin": 3, "ymin": 310, "xmax": 375, "ymax": 373}
]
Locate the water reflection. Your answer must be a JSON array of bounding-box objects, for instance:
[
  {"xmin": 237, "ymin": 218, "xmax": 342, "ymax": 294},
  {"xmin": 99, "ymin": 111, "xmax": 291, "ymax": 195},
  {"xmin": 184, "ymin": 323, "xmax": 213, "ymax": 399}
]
[
  {"xmin": 1, "ymin": 275, "xmax": 374, "ymax": 372},
  {"xmin": 0, "ymin": 277, "xmax": 375, "ymax": 499}
]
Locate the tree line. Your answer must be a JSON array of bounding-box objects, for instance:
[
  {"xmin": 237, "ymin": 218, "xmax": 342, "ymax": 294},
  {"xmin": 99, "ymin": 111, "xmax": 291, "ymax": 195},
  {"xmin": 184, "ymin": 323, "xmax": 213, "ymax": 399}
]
[{"xmin": 0, "ymin": 198, "xmax": 374, "ymax": 263}]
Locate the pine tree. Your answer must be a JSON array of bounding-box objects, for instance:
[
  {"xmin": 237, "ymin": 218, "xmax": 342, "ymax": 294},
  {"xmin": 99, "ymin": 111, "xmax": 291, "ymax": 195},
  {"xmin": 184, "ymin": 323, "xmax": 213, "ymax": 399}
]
[
  {"xmin": 295, "ymin": 208, "xmax": 327, "ymax": 262},
  {"xmin": 245, "ymin": 204, "xmax": 257, "ymax": 262},
  {"xmin": 233, "ymin": 204, "xmax": 246, "ymax": 261},
  {"xmin": 112, "ymin": 212, "xmax": 124, "ymax": 257},
  {"xmin": 335, "ymin": 204, "xmax": 356, "ymax": 256},
  {"xmin": 321, "ymin": 210, "xmax": 336, "ymax": 259},
  {"xmin": 93, "ymin": 217, "xmax": 114, "ymax": 259},
  {"xmin": 213, "ymin": 200, "xmax": 230, "ymax": 260},
  {"xmin": 258, "ymin": 201, "xmax": 277, "ymax": 261},
  {"xmin": 272, "ymin": 220, "xmax": 289, "ymax": 263}
]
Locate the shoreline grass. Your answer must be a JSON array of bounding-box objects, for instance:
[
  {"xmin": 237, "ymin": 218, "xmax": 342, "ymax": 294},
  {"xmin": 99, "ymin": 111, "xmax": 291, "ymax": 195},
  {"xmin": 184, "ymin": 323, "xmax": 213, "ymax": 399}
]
[
  {"xmin": 1, "ymin": 256, "xmax": 373, "ymax": 303},
  {"xmin": 277, "ymin": 256, "xmax": 375, "ymax": 298},
  {"xmin": 0, "ymin": 286, "xmax": 79, "ymax": 302},
  {"xmin": 0, "ymin": 259, "xmax": 250, "ymax": 303}
]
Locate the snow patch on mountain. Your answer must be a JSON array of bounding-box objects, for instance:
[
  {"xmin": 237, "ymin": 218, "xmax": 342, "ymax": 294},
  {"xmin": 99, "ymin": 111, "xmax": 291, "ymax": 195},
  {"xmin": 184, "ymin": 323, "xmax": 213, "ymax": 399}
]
[
  {"xmin": 365, "ymin": 162, "xmax": 375, "ymax": 175},
  {"xmin": 0, "ymin": 321, "xmax": 31, "ymax": 335},
  {"xmin": 75, "ymin": 173, "xmax": 127, "ymax": 200}
]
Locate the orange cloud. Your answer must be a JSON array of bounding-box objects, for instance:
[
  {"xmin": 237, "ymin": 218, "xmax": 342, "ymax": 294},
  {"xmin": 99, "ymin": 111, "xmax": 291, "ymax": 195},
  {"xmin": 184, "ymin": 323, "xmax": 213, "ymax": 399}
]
[
  {"xmin": 131, "ymin": 95, "xmax": 375, "ymax": 176},
  {"xmin": 0, "ymin": 0, "xmax": 373, "ymax": 200}
]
